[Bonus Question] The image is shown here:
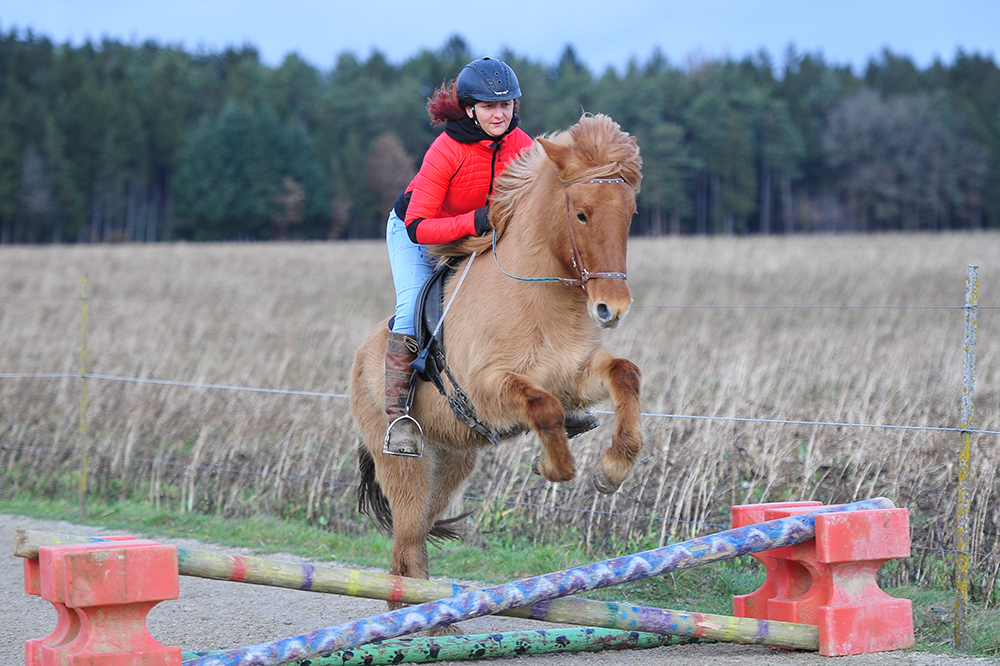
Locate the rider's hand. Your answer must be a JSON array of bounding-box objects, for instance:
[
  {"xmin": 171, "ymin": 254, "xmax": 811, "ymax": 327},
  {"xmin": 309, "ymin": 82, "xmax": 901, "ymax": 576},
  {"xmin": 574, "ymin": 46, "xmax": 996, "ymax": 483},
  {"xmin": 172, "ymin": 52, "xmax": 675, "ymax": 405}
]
[{"xmin": 474, "ymin": 206, "xmax": 491, "ymax": 236}]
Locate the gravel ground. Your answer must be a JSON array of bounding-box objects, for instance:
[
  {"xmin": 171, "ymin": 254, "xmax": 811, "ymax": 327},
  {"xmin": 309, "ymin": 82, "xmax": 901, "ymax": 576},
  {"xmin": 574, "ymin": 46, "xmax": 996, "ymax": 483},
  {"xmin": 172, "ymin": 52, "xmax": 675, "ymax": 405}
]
[{"xmin": 3, "ymin": 512, "xmax": 996, "ymax": 665}]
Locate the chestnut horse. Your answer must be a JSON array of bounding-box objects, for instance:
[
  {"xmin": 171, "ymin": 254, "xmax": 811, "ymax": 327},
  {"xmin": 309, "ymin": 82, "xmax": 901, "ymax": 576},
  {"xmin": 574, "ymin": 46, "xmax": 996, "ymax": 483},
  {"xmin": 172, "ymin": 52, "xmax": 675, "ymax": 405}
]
[{"xmin": 350, "ymin": 113, "xmax": 643, "ymax": 606}]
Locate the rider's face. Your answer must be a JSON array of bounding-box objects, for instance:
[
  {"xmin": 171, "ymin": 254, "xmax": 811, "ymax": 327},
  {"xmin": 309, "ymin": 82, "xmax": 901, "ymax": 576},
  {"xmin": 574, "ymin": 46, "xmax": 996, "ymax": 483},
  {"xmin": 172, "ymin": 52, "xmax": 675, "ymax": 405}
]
[{"xmin": 467, "ymin": 100, "xmax": 514, "ymax": 137}]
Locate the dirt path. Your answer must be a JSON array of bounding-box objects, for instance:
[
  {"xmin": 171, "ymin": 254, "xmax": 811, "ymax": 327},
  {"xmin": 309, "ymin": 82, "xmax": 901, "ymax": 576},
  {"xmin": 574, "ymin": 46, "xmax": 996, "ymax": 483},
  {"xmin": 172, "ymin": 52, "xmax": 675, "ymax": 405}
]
[{"xmin": 3, "ymin": 512, "xmax": 995, "ymax": 665}]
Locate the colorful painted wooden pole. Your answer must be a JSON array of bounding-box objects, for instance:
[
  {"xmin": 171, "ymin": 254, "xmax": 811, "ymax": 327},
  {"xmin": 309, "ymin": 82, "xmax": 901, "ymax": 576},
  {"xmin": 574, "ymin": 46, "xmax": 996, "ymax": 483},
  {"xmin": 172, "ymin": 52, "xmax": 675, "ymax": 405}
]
[
  {"xmin": 14, "ymin": 529, "xmax": 820, "ymax": 650},
  {"xmin": 182, "ymin": 627, "xmax": 681, "ymax": 665},
  {"xmin": 181, "ymin": 498, "xmax": 893, "ymax": 666}
]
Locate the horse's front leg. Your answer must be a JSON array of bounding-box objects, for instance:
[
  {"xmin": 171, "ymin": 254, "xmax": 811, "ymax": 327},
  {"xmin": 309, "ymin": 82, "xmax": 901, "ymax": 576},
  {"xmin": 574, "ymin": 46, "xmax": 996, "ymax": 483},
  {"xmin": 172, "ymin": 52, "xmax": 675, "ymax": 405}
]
[
  {"xmin": 495, "ymin": 373, "xmax": 575, "ymax": 482},
  {"xmin": 577, "ymin": 349, "xmax": 642, "ymax": 493}
]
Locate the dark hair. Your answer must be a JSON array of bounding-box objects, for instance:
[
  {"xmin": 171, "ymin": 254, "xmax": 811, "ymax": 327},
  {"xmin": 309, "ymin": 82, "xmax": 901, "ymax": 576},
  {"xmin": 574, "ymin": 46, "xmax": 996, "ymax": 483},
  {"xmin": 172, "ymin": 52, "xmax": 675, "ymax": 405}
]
[{"xmin": 426, "ymin": 80, "xmax": 521, "ymax": 126}]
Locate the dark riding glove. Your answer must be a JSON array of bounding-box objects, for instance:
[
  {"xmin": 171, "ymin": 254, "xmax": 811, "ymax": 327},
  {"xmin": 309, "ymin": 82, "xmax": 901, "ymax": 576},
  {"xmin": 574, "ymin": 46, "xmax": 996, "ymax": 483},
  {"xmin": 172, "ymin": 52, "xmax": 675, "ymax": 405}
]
[{"xmin": 473, "ymin": 206, "xmax": 491, "ymax": 236}]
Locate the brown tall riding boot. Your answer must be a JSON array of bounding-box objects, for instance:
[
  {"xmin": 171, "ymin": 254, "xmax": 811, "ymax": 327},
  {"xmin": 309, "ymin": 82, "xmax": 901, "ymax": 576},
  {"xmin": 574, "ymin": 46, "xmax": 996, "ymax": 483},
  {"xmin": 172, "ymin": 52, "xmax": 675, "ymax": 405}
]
[{"xmin": 384, "ymin": 330, "xmax": 423, "ymax": 456}]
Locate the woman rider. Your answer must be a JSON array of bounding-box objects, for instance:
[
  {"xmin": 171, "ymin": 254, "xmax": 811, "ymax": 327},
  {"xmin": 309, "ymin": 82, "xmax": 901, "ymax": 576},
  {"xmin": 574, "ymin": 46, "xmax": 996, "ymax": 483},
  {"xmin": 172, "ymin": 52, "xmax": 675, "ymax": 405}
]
[
  {"xmin": 382, "ymin": 57, "xmax": 531, "ymax": 455},
  {"xmin": 383, "ymin": 57, "xmax": 597, "ymax": 455}
]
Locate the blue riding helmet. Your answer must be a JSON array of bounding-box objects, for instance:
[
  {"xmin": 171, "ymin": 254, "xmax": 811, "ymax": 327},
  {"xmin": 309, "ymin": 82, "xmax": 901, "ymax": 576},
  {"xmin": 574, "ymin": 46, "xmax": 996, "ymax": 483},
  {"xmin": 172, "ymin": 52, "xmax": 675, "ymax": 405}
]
[{"xmin": 456, "ymin": 57, "xmax": 521, "ymax": 104}]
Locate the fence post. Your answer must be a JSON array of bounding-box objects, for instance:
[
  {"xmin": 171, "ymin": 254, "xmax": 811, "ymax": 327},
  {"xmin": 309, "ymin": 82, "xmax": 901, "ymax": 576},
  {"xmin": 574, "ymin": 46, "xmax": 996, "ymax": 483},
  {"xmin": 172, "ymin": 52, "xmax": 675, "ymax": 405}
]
[
  {"xmin": 79, "ymin": 272, "xmax": 89, "ymax": 521},
  {"xmin": 954, "ymin": 264, "xmax": 977, "ymax": 651}
]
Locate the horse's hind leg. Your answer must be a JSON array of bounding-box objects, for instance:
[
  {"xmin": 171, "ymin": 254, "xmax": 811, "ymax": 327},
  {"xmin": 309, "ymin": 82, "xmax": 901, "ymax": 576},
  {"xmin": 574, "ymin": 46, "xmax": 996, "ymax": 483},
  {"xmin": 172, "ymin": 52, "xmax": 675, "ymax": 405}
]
[
  {"xmin": 577, "ymin": 349, "xmax": 643, "ymax": 493},
  {"xmin": 350, "ymin": 326, "xmax": 435, "ymax": 588},
  {"xmin": 375, "ymin": 453, "xmax": 434, "ymax": 587},
  {"xmin": 426, "ymin": 447, "xmax": 481, "ymax": 536}
]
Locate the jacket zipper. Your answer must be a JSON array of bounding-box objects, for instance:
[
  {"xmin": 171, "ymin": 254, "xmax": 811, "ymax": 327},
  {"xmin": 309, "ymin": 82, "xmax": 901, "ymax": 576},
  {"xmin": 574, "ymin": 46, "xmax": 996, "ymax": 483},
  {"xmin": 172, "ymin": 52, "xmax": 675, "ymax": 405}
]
[{"xmin": 487, "ymin": 142, "xmax": 501, "ymax": 202}]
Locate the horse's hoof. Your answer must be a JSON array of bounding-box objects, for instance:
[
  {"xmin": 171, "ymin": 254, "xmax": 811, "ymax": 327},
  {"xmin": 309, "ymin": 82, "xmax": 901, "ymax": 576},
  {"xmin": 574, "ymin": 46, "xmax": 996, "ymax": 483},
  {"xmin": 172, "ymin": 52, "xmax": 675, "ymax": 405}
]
[
  {"xmin": 531, "ymin": 454, "xmax": 575, "ymax": 482},
  {"xmin": 593, "ymin": 468, "xmax": 623, "ymax": 494},
  {"xmin": 428, "ymin": 623, "xmax": 463, "ymax": 637}
]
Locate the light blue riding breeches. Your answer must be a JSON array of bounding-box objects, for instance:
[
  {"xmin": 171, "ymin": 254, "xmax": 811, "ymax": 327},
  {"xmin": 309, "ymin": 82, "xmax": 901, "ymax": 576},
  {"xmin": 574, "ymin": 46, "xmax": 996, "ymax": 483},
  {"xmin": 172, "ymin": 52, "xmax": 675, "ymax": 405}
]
[{"xmin": 385, "ymin": 209, "xmax": 433, "ymax": 335}]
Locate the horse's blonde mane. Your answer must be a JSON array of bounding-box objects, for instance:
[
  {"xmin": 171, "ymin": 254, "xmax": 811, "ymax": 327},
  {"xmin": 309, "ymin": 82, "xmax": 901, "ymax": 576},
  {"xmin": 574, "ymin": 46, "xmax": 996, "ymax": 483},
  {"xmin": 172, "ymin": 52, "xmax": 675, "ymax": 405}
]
[{"xmin": 430, "ymin": 113, "xmax": 641, "ymax": 258}]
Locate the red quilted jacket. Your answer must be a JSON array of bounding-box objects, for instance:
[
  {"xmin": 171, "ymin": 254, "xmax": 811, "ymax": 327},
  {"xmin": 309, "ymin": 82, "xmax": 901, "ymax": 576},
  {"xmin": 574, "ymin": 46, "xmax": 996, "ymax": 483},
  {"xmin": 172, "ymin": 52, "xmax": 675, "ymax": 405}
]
[{"xmin": 397, "ymin": 118, "xmax": 533, "ymax": 245}]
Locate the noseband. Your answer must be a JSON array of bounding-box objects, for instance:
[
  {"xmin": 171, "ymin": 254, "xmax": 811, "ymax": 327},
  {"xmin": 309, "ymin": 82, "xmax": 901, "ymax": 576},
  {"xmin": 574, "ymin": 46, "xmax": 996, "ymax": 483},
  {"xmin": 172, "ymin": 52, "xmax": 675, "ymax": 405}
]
[{"xmin": 492, "ymin": 176, "xmax": 630, "ymax": 289}]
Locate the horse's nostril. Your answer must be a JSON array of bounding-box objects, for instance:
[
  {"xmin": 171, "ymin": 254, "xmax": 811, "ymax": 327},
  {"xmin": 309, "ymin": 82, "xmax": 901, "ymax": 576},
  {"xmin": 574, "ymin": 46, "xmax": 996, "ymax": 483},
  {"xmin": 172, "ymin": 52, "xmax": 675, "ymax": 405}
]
[{"xmin": 596, "ymin": 303, "xmax": 613, "ymax": 322}]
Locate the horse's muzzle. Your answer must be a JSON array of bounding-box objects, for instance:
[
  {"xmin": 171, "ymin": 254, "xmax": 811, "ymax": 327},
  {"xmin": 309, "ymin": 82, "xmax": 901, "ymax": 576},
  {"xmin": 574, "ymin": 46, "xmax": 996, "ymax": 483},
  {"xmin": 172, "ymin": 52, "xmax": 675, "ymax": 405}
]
[{"xmin": 589, "ymin": 295, "xmax": 632, "ymax": 329}]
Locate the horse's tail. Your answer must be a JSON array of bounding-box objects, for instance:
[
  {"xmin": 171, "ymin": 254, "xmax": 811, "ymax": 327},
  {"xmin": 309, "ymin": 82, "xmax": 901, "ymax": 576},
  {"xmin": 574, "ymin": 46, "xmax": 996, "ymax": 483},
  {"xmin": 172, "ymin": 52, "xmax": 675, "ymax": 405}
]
[
  {"xmin": 357, "ymin": 442, "xmax": 393, "ymax": 533},
  {"xmin": 429, "ymin": 512, "xmax": 468, "ymax": 542},
  {"xmin": 357, "ymin": 441, "xmax": 468, "ymax": 542}
]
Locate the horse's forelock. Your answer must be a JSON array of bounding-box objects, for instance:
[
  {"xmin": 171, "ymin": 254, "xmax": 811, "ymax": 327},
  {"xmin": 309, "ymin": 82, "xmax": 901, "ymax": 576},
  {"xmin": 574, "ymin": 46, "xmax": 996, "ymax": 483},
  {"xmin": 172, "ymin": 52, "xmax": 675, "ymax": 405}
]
[{"xmin": 553, "ymin": 114, "xmax": 642, "ymax": 190}]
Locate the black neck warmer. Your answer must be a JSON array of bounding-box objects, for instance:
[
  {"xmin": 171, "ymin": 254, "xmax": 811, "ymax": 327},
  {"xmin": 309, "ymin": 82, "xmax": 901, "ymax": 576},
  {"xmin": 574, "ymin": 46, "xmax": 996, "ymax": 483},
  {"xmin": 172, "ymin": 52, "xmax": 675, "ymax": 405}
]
[{"xmin": 444, "ymin": 114, "xmax": 521, "ymax": 147}]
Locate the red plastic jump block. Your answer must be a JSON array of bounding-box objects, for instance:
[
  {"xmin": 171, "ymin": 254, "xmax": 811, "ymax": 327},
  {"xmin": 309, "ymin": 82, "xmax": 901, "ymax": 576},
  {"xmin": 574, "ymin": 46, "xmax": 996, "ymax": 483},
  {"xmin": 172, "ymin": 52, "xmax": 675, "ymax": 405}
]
[
  {"xmin": 25, "ymin": 539, "xmax": 181, "ymax": 666},
  {"xmin": 23, "ymin": 536, "xmax": 139, "ymax": 666},
  {"xmin": 732, "ymin": 501, "xmax": 914, "ymax": 656}
]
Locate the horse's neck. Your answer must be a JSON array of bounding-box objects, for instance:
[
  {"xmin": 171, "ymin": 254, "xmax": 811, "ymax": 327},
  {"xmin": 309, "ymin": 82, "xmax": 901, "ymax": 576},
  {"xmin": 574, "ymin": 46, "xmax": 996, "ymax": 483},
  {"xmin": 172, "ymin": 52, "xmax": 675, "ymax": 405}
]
[
  {"xmin": 493, "ymin": 202, "xmax": 594, "ymax": 334},
  {"xmin": 499, "ymin": 196, "xmax": 572, "ymax": 284}
]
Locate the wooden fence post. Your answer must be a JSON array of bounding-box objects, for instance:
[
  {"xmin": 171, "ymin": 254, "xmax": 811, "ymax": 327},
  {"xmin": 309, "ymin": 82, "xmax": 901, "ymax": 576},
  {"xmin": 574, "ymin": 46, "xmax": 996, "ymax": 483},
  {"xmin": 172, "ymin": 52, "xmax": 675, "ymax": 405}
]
[{"xmin": 954, "ymin": 264, "xmax": 977, "ymax": 651}]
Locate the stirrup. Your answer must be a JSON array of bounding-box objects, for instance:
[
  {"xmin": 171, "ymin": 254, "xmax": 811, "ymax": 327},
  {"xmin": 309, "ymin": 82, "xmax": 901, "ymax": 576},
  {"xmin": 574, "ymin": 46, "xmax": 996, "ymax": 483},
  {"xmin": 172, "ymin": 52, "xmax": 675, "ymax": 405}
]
[{"xmin": 383, "ymin": 414, "xmax": 425, "ymax": 457}]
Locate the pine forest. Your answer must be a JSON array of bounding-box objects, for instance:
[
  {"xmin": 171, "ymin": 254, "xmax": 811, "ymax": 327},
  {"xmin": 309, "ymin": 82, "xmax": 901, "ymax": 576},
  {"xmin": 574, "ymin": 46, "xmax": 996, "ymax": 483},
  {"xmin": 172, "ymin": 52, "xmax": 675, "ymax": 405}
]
[{"xmin": 0, "ymin": 32, "xmax": 997, "ymax": 243}]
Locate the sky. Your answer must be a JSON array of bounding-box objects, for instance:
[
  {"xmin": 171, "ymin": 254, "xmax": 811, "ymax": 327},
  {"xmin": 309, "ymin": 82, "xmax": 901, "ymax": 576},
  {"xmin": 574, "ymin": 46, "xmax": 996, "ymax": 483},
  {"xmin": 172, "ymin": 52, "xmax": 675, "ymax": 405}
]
[{"xmin": 0, "ymin": 0, "xmax": 996, "ymax": 75}]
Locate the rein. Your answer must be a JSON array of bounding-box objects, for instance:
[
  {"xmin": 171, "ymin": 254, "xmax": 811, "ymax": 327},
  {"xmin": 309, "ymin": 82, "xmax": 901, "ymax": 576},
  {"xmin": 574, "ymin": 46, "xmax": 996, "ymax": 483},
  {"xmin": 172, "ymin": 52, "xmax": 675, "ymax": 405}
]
[{"xmin": 491, "ymin": 176, "xmax": 629, "ymax": 289}]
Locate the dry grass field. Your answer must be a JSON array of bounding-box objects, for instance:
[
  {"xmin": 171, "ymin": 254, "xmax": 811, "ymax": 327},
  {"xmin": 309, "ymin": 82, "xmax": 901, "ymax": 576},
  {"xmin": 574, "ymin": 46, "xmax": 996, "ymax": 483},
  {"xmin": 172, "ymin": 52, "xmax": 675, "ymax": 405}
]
[{"xmin": 2, "ymin": 233, "xmax": 1000, "ymax": 595}]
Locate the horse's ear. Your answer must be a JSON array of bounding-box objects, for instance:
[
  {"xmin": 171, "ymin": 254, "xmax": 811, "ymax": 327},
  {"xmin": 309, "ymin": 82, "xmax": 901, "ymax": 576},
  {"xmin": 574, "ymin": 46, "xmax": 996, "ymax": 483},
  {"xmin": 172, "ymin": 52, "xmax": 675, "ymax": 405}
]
[{"xmin": 537, "ymin": 137, "xmax": 575, "ymax": 179}]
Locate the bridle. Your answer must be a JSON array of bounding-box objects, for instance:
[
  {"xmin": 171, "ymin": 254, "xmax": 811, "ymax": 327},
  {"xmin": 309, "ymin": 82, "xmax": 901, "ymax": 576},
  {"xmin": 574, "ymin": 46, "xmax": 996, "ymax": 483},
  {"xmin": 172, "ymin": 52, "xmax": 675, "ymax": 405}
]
[{"xmin": 492, "ymin": 176, "xmax": 630, "ymax": 289}]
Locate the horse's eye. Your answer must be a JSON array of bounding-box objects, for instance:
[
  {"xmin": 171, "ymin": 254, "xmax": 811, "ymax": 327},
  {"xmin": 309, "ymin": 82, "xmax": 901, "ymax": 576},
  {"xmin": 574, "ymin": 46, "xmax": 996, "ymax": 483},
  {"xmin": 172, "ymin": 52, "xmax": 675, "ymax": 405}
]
[{"xmin": 576, "ymin": 211, "xmax": 588, "ymax": 224}]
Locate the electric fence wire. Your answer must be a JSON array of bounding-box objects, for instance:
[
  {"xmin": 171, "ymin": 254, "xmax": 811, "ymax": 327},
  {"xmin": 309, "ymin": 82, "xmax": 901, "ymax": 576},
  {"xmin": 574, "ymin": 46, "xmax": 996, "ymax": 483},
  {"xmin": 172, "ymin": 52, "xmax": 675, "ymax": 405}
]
[
  {"xmin": 0, "ymin": 372, "xmax": 349, "ymax": 398},
  {"xmin": 2, "ymin": 371, "xmax": 998, "ymax": 436}
]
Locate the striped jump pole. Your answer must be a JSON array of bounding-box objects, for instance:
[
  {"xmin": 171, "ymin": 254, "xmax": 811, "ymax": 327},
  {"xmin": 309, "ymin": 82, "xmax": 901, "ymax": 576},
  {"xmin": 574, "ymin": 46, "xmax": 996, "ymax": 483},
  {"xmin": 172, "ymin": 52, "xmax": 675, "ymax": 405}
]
[
  {"xmin": 14, "ymin": 529, "xmax": 819, "ymax": 649},
  {"xmin": 179, "ymin": 497, "xmax": 893, "ymax": 666}
]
